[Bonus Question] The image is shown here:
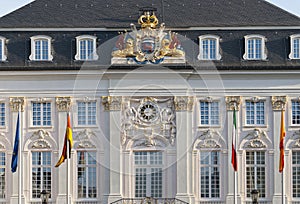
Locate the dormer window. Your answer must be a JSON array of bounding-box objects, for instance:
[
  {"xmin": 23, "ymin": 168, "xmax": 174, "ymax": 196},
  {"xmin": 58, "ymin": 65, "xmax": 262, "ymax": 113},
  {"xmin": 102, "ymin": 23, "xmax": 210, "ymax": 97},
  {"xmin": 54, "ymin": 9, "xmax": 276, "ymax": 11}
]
[
  {"xmin": 243, "ymin": 35, "xmax": 267, "ymax": 60},
  {"xmin": 289, "ymin": 34, "xmax": 300, "ymax": 59},
  {"xmin": 198, "ymin": 35, "xmax": 221, "ymax": 60},
  {"xmin": 75, "ymin": 35, "xmax": 98, "ymax": 61},
  {"xmin": 0, "ymin": 36, "xmax": 7, "ymax": 61},
  {"xmin": 29, "ymin": 35, "xmax": 53, "ymax": 61}
]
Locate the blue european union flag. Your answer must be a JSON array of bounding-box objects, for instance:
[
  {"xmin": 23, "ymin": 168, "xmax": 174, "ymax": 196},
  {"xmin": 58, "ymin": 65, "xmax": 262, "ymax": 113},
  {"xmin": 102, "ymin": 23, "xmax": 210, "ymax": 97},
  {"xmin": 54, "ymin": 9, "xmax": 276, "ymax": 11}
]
[{"xmin": 11, "ymin": 113, "xmax": 20, "ymax": 173}]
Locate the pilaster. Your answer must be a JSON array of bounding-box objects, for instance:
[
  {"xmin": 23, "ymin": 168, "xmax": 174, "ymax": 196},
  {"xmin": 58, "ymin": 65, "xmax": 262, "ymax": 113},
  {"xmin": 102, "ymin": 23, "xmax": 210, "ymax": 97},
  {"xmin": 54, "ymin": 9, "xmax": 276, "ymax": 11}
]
[
  {"xmin": 102, "ymin": 96, "xmax": 123, "ymax": 203},
  {"xmin": 55, "ymin": 96, "xmax": 72, "ymax": 204},
  {"xmin": 225, "ymin": 96, "xmax": 242, "ymax": 204},
  {"xmin": 174, "ymin": 96, "xmax": 195, "ymax": 203},
  {"xmin": 271, "ymin": 96, "xmax": 287, "ymax": 204},
  {"xmin": 9, "ymin": 97, "xmax": 25, "ymax": 204}
]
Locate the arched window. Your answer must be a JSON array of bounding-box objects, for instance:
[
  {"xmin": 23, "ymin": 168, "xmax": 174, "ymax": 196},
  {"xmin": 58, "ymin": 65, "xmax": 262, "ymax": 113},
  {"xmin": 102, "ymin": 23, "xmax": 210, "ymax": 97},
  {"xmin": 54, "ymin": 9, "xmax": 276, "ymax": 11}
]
[
  {"xmin": 75, "ymin": 35, "xmax": 98, "ymax": 61},
  {"xmin": 243, "ymin": 34, "xmax": 267, "ymax": 60},
  {"xmin": 193, "ymin": 129, "xmax": 226, "ymax": 201},
  {"xmin": 0, "ymin": 36, "xmax": 7, "ymax": 61},
  {"xmin": 289, "ymin": 34, "xmax": 300, "ymax": 59},
  {"xmin": 198, "ymin": 35, "xmax": 221, "ymax": 60},
  {"xmin": 29, "ymin": 35, "xmax": 53, "ymax": 61}
]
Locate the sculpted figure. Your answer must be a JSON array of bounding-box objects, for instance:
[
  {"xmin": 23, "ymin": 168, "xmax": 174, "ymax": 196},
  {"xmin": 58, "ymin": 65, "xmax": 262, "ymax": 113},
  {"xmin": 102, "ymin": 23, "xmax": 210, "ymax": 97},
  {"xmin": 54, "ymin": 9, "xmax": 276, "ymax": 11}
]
[
  {"xmin": 112, "ymin": 38, "xmax": 135, "ymax": 58},
  {"xmin": 156, "ymin": 38, "xmax": 184, "ymax": 59}
]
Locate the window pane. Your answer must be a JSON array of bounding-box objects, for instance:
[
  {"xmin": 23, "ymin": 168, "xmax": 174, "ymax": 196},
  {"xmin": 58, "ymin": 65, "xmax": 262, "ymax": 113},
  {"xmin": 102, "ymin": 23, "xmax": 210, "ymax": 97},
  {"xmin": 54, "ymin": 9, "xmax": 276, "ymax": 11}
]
[
  {"xmin": 32, "ymin": 152, "xmax": 51, "ymax": 198},
  {"xmin": 292, "ymin": 101, "xmax": 300, "ymax": 124},
  {"xmin": 294, "ymin": 38, "xmax": 300, "ymax": 59},
  {"xmin": 0, "ymin": 152, "xmax": 5, "ymax": 199},
  {"xmin": 0, "ymin": 103, "xmax": 5, "ymax": 126}
]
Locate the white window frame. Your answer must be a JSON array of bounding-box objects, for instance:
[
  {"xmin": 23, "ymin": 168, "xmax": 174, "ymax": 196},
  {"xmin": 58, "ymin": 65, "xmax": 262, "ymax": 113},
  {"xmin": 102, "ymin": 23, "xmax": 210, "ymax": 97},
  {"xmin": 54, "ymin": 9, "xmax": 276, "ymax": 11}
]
[
  {"xmin": 31, "ymin": 151, "xmax": 52, "ymax": 200},
  {"xmin": 75, "ymin": 35, "xmax": 99, "ymax": 61},
  {"xmin": 29, "ymin": 35, "xmax": 53, "ymax": 61},
  {"xmin": 75, "ymin": 100, "xmax": 97, "ymax": 127},
  {"xmin": 0, "ymin": 102, "xmax": 6, "ymax": 128},
  {"xmin": 289, "ymin": 34, "xmax": 300, "ymax": 59},
  {"xmin": 133, "ymin": 151, "xmax": 164, "ymax": 198},
  {"xmin": 199, "ymin": 151, "xmax": 221, "ymax": 199},
  {"xmin": 76, "ymin": 150, "xmax": 97, "ymax": 199},
  {"xmin": 199, "ymin": 98, "xmax": 220, "ymax": 127},
  {"xmin": 0, "ymin": 37, "xmax": 7, "ymax": 61},
  {"xmin": 29, "ymin": 100, "xmax": 53, "ymax": 128},
  {"xmin": 291, "ymin": 100, "xmax": 300, "ymax": 126},
  {"xmin": 245, "ymin": 100, "xmax": 266, "ymax": 126},
  {"xmin": 245, "ymin": 151, "xmax": 266, "ymax": 198},
  {"xmin": 198, "ymin": 35, "xmax": 221, "ymax": 60},
  {"xmin": 243, "ymin": 34, "xmax": 267, "ymax": 60}
]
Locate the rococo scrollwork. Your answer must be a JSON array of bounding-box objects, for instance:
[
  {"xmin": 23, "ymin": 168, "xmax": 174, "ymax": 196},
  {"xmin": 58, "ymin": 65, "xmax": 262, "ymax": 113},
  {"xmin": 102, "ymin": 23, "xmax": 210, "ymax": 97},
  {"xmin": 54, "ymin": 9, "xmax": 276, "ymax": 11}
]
[
  {"xmin": 121, "ymin": 97, "xmax": 176, "ymax": 148},
  {"xmin": 111, "ymin": 9, "xmax": 185, "ymax": 64},
  {"xmin": 10, "ymin": 97, "xmax": 25, "ymax": 112},
  {"xmin": 271, "ymin": 96, "xmax": 287, "ymax": 111}
]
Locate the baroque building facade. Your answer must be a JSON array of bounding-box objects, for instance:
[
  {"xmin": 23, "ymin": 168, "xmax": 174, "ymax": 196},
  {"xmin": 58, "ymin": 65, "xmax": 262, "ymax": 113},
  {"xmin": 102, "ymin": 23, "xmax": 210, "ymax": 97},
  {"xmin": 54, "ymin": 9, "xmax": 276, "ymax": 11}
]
[{"xmin": 0, "ymin": 0, "xmax": 299, "ymax": 204}]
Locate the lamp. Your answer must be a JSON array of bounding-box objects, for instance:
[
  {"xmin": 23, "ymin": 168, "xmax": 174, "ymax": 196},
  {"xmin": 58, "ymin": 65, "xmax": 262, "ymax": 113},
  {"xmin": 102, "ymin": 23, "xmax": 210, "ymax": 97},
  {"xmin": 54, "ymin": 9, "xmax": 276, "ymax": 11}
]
[
  {"xmin": 251, "ymin": 189, "xmax": 259, "ymax": 204},
  {"xmin": 40, "ymin": 190, "xmax": 50, "ymax": 204}
]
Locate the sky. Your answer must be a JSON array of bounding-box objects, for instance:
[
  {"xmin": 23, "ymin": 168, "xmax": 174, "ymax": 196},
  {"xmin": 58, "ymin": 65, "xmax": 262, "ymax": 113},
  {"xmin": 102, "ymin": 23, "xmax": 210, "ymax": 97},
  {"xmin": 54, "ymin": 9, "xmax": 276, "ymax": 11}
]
[{"xmin": 0, "ymin": 0, "xmax": 299, "ymax": 18}]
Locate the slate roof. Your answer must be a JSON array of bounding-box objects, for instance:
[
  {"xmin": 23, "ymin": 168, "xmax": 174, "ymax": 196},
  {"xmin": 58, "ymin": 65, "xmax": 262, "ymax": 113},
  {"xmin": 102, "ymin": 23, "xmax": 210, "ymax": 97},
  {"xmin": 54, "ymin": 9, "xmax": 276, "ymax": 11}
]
[{"xmin": 0, "ymin": 0, "xmax": 299, "ymax": 28}]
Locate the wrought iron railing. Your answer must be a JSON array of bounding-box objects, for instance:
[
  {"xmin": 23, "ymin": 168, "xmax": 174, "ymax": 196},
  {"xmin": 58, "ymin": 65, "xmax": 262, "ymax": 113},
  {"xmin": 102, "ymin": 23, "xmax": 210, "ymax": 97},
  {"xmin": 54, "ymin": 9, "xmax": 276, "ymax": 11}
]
[{"xmin": 110, "ymin": 197, "xmax": 189, "ymax": 204}]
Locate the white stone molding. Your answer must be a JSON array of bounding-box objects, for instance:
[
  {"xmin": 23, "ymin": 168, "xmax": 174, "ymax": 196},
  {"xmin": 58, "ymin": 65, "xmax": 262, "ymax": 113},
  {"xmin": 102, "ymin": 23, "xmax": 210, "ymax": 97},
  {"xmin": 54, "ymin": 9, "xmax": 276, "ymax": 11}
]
[
  {"xmin": 271, "ymin": 96, "xmax": 287, "ymax": 111},
  {"xmin": 0, "ymin": 36, "xmax": 7, "ymax": 61},
  {"xmin": 0, "ymin": 133, "xmax": 10, "ymax": 150},
  {"xmin": 74, "ymin": 129, "xmax": 97, "ymax": 149},
  {"xmin": 75, "ymin": 35, "xmax": 99, "ymax": 61},
  {"xmin": 240, "ymin": 128, "xmax": 271, "ymax": 150},
  {"xmin": 29, "ymin": 35, "xmax": 53, "ymax": 61},
  {"xmin": 286, "ymin": 130, "xmax": 300, "ymax": 149},
  {"xmin": 225, "ymin": 96, "xmax": 241, "ymax": 111},
  {"xmin": 243, "ymin": 34, "xmax": 267, "ymax": 60},
  {"xmin": 193, "ymin": 129, "xmax": 226, "ymax": 150},
  {"xmin": 126, "ymin": 134, "xmax": 169, "ymax": 151},
  {"xmin": 174, "ymin": 96, "xmax": 194, "ymax": 111},
  {"xmin": 289, "ymin": 34, "xmax": 300, "ymax": 59},
  {"xmin": 56, "ymin": 96, "xmax": 72, "ymax": 112},
  {"xmin": 102, "ymin": 96, "xmax": 122, "ymax": 111},
  {"xmin": 25, "ymin": 129, "xmax": 56, "ymax": 150},
  {"xmin": 9, "ymin": 97, "xmax": 25, "ymax": 112},
  {"xmin": 198, "ymin": 34, "xmax": 222, "ymax": 60}
]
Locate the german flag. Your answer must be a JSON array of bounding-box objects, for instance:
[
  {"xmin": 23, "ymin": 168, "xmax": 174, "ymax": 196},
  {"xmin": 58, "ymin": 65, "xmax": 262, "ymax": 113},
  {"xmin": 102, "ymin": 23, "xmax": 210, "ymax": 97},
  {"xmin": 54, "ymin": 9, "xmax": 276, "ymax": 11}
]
[{"xmin": 55, "ymin": 113, "xmax": 73, "ymax": 167}]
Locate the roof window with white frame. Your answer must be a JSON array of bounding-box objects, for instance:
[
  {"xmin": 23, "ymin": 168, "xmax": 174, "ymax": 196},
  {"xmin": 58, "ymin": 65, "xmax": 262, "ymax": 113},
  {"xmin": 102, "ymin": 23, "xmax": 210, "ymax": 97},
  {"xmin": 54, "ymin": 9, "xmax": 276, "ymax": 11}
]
[
  {"xmin": 75, "ymin": 35, "xmax": 99, "ymax": 61},
  {"xmin": 198, "ymin": 35, "xmax": 221, "ymax": 60},
  {"xmin": 243, "ymin": 34, "xmax": 267, "ymax": 60},
  {"xmin": 0, "ymin": 36, "xmax": 7, "ymax": 62},
  {"xmin": 29, "ymin": 35, "xmax": 53, "ymax": 61},
  {"xmin": 289, "ymin": 34, "xmax": 300, "ymax": 59}
]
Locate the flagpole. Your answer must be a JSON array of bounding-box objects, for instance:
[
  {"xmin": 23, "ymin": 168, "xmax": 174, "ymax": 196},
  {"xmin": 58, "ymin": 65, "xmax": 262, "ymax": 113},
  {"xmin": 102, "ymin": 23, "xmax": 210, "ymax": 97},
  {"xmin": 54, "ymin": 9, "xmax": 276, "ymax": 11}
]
[
  {"xmin": 282, "ymin": 171, "xmax": 284, "ymax": 204},
  {"xmin": 234, "ymin": 107, "xmax": 237, "ymax": 204},
  {"xmin": 18, "ymin": 109, "xmax": 22, "ymax": 204},
  {"xmin": 67, "ymin": 112, "xmax": 70, "ymax": 204}
]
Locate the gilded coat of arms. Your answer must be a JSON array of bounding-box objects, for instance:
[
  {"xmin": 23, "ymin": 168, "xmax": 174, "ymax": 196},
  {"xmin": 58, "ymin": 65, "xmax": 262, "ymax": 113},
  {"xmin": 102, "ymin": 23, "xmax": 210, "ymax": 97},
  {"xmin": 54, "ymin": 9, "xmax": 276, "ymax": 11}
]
[{"xmin": 111, "ymin": 9, "xmax": 185, "ymax": 64}]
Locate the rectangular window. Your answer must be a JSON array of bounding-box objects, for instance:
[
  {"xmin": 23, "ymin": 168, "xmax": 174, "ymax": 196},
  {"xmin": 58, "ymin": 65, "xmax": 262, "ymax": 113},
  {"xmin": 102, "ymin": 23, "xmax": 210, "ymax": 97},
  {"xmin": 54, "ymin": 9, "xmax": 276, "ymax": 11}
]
[
  {"xmin": 200, "ymin": 101, "xmax": 219, "ymax": 126},
  {"xmin": 0, "ymin": 103, "xmax": 5, "ymax": 126},
  {"xmin": 32, "ymin": 102, "xmax": 51, "ymax": 126},
  {"xmin": 292, "ymin": 101, "xmax": 300, "ymax": 125},
  {"xmin": 202, "ymin": 39, "xmax": 216, "ymax": 60},
  {"xmin": 200, "ymin": 151, "xmax": 220, "ymax": 198},
  {"xmin": 245, "ymin": 101, "xmax": 265, "ymax": 125},
  {"xmin": 32, "ymin": 151, "xmax": 51, "ymax": 198},
  {"xmin": 80, "ymin": 40, "xmax": 94, "ymax": 60},
  {"xmin": 246, "ymin": 151, "xmax": 266, "ymax": 198},
  {"xmin": 294, "ymin": 38, "xmax": 300, "ymax": 59},
  {"xmin": 0, "ymin": 41, "xmax": 2, "ymax": 61},
  {"xmin": 293, "ymin": 151, "xmax": 300, "ymax": 197},
  {"xmin": 134, "ymin": 151, "xmax": 163, "ymax": 198},
  {"xmin": 78, "ymin": 101, "xmax": 96, "ymax": 125},
  {"xmin": 35, "ymin": 40, "xmax": 49, "ymax": 60},
  {"xmin": 0, "ymin": 152, "xmax": 5, "ymax": 199},
  {"xmin": 77, "ymin": 151, "xmax": 97, "ymax": 198},
  {"xmin": 247, "ymin": 38, "xmax": 262, "ymax": 59}
]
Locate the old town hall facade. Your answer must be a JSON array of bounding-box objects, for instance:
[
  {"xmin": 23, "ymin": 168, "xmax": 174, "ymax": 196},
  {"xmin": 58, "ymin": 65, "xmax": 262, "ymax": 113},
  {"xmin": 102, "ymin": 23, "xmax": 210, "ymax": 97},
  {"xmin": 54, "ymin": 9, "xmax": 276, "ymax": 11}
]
[{"xmin": 0, "ymin": 0, "xmax": 299, "ymax": 203}]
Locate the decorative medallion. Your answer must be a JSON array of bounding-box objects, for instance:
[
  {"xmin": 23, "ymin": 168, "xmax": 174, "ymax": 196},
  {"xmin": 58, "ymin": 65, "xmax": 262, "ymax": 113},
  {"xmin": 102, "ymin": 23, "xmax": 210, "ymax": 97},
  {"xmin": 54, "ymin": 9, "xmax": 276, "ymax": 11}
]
[
  {"xmin": 111, "ymin": 9, "xmax": 185, "ymax": 64},
  {"xmin": 138, "ymin": 101, "xmax": 159, "ymax": 122}
]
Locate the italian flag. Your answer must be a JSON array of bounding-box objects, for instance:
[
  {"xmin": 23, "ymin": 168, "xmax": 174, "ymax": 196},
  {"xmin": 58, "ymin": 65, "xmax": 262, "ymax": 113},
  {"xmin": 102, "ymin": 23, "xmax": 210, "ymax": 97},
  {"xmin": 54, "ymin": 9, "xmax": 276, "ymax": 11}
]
[{"xmin": 231, "ymin": 108, "xmax": 237, "ymax": 171}]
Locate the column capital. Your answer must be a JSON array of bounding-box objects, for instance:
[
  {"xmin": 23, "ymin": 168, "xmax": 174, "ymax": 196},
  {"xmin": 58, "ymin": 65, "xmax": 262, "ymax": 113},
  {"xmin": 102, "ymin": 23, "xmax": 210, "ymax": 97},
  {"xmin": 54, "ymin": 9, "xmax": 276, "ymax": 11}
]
[
  {"xmin": 225, "ymin": 96, "xmax": 241, "ymax": 111},
  {"xmin": 174, "ymin": 96, "xmax": 195, "ymax": 111},
  {"xmin": 9, "ymin": 97, "xmax": 25, "ymax": 112},
  {"xmin": 271, "ymin": 96, "xmax": 287, "ymax": 111},
  {"xmin": 102, "ymin": 96, "xmax": 122, "ymax": 111},
  {"xmin": 56, "ymin": 97, "xmax": 72, "ymax": 112}
]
